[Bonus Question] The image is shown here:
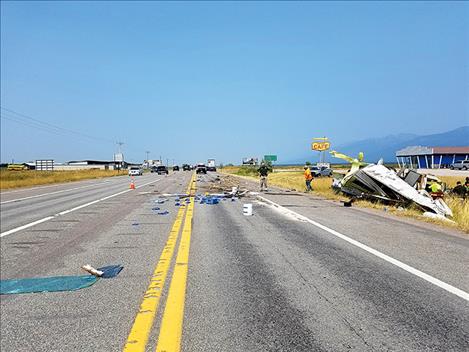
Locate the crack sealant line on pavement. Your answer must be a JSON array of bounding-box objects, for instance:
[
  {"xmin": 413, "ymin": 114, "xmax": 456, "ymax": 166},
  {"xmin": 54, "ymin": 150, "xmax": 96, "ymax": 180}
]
[
  {"xmin": 0, "ymin": 178, "xmax": 162, "ymax": 238},
  {"xmin": 123, "ymin": 173, "xmax": 195, "ymax": 352},
  {"xmin": 256, "ymin": 195, "xmax": 469, "ymax": 302}
]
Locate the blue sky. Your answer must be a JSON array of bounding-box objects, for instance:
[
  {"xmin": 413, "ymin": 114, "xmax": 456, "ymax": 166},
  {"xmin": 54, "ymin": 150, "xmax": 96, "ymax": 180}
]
[{"xmin": 1, "ymin": 1, "xmax": 468, "ymax": 164}]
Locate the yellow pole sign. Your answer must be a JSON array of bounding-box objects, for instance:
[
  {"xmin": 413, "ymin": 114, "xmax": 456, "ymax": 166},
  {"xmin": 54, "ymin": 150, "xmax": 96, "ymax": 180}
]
[{"xmin": 311, "ymin": 137, "xmax": 330, "ymax": 151}]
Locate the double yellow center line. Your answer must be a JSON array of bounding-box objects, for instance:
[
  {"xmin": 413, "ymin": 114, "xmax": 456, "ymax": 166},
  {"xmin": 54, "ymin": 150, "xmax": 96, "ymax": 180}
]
[{"xmin": 124, "ymin": 174, "xmax": 196, "ymax": 352}]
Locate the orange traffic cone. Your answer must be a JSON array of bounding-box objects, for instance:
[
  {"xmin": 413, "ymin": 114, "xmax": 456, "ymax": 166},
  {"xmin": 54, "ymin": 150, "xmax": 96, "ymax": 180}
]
[{"xmin": 130, "ymin": 177, "xmax": 136, "ymax": 190}]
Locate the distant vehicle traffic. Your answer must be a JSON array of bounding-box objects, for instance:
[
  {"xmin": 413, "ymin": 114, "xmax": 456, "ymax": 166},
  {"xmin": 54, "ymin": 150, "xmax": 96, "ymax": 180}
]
[
  {"xmin": 207, "ymin": 159, "xmax": 216, "ymax": 172},
  {"xmin": 7, "ymin": 164, "xmax": 28, "ymax": 171},
  {"xmin": 195, "ymin": 164, "xmax": 207, "ymax": 174},
  {"xmin": 450, "ymin": 160, "xmax": 469, "ymax": 170},
  {"xmin": 182, "ymin": 164, "xmax": 191, "ymax": 171},
  {"xmin": 128, "ymin": 166, "xmax": 143, "ymax": 176},
  {"xmin": 173, "ymin": 165, "xmax": 180, "ymax": 171},
  {"xmin": 242, "ymin": 157, "xmax": 258, "ymax": 165},
  {"xmin": 154, "ymin": 165, "xmax": 169, "ymax": 175},
  {"xmin": 310, "ymin": 165, "xmax": 333, "ymax": 177}
]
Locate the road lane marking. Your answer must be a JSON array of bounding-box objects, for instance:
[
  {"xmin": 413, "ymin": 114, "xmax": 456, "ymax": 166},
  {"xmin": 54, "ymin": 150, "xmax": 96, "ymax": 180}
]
[
  {"xmin": 257, "ymin": 195, "xmax": 469, "ymax": 302},
  {"xmin": 1, "ymin": 173, "xmax": 158, "ymax": 196},
  {"xmin": 0, "ymin": 178, "xmax": 161, "ymax": 238},
  {"xmin": 0, "ymin": 179, "xmax": 114, "ymax": 194},
  {"xmin": 156, "ymin": 190, "xmax": 195, "ymax": 352},
  {"xmin": 123, "ymin": 173, "xmax": 195, "ymax": 352},
  {"xmin": 1, "ymin": 182, "xmax": 118, "ymax": 205},
  {"xmin": 123, "ymin": 206, "xmax": 187, "ymax": 352}
]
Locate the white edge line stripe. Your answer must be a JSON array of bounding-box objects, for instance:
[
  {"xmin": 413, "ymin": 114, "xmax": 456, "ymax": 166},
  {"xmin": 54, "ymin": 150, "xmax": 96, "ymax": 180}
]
[
  {"xmin": 257, "ymin": 195, "xmax": 469, "ymax": 302},
  {"xmin": 0, "ymin": 217, "xmax": 55, "ymax": 237},
  {"xmin": 1, "ymin": 182, "xmax": 116, "ymax": 204},
  {"xmin": 0, "ymin": 178, "xmax": 160, "ymax": 238},
  {"xmin": 0, "ymin": 179, "xmax": 114, "ymax": 194}
]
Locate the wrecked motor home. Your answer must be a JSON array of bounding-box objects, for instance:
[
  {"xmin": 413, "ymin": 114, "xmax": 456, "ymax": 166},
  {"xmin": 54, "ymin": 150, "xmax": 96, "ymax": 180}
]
[{"xmin": 330, "ymin": 151, "xmax": 453, "ymax": 218}]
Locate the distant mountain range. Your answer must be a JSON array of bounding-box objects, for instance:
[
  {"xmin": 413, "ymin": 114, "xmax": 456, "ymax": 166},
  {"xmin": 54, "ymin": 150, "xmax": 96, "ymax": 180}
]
[{"xmin": 289, "ymin": 126, "xmax": 469, "ymax": 164}]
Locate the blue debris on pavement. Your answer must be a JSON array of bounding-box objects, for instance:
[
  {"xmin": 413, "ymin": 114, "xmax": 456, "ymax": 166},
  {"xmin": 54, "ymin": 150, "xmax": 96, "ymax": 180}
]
[
  {"xmin": 0, "ymin": 264, "xmax": 124, "ymax": 295},
  {"xmin": 0, "ymin": 275, "xmax": 98, "ymax": 295},
  {"xmin": 98, "ymin": 265, "xmax": 124, "ymax": 279},
  {"xmin": 201, "ymin": 196, "xmax": 219, "ymax": 205}
]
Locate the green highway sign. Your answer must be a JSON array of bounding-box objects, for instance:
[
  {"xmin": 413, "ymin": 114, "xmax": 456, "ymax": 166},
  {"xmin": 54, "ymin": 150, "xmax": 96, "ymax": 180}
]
[{"xmin": 264, "ymin": 155, "xmax": 277, "ymax": 162}]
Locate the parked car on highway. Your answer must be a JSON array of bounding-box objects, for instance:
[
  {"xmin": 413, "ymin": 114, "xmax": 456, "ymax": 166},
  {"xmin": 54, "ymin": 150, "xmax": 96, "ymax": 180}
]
[
  {"xmin": 182, "ymin": 164, "xmax": 191, "ymax": 171},
  {"xmin": 155, "ymin": 165, "xmax": 169, "ymax": 175},
  {"xmin": 195, "ymin": 164, "xmax": 207, "ymax": 174},
  {"xmin": 173, "ymin": 165, "xmax": 180, "ymax": 171},
  {"xmin": 450, "ymin": 160, "xmax": 469, "ymax": 170},
  {"xmin": 309, "ymin": 166, "xmax": 333, "ymax": 177},
  {"xmin": 128, "ymin": 166, "xmax": 143, "ymax": 176}
]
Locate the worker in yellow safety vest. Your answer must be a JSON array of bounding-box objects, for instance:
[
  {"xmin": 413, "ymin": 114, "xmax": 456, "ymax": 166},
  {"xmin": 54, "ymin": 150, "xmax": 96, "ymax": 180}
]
[
  {"xmin": 430, "ymin": 181, "xmax": 442, "ymax": 193},
  {"xmin": 304, "ymin": 165, "xmax": 313, "ymax": 192}
]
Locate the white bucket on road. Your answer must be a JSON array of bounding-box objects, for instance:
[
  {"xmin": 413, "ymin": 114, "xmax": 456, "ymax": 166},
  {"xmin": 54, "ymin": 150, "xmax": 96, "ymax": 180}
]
[{"xmin": 243, "ymin": 203, "xmax": 253, "ymax": 216}]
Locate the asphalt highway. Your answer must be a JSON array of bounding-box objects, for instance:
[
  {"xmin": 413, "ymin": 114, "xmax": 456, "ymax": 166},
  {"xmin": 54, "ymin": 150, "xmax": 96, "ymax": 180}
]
[
  {"xmin": 1, "ymin": 171, "xmax": 468, "ymax": 351},
  {"xmin": 0, "ymin": 173, "xmax": 162, "ymax": 235}
]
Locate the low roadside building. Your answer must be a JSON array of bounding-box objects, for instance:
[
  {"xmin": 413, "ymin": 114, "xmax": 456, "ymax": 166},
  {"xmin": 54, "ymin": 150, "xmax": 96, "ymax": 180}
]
[
  {"xmin": 54, "ymin": 160, "xmax": 123, "ymax": 171},
  {"xmin": 396, "ymin": 146, "xmax": 469, "ymax": 169}
]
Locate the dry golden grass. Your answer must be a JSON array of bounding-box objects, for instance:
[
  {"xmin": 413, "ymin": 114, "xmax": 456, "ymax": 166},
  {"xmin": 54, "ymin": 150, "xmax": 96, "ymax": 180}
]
[
  {"xmin": 439, "ymin": 176, "xmax": 463, "ymax": 188},
  {"xmin": 222, "ymin": 168, "xmax": 468, "ymax": 234},
  {"xmin": 267, "ymin": 171, "xmax": 344, "ymax": 200},
  {"xmin": 0, "ymin": 169, "xmax": 124, "ymax": 190},
  {"xmin": 444, "ymin": 196, "xmax": 469, "ymax": 232}
]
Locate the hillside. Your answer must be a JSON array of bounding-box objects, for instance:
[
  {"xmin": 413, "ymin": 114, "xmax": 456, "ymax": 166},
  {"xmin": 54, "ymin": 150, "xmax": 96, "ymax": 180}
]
[{"xmin": 290, "ymin": 127, "xmax": 469, "ymax": 164}]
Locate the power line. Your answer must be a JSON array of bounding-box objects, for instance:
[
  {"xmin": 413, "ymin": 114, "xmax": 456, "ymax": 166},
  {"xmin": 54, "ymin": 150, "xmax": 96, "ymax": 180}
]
[
  {"xmin": 1, "ymin": 106, "xmax": 160, "ymax": 161},
  {"xmin": 0, "ymin": 114, "xmax": 76, "ymax": 138},
  {"xmin": 0, "ymin": 106, "xmax": 115, "ymax": 144}
]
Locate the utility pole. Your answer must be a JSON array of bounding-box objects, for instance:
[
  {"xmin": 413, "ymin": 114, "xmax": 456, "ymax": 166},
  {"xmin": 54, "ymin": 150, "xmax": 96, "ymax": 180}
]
[
  {"xmin": 116, "ymin": 141, "xmax": 124, "ymax": 154},
  {"xmin": 116, "ymin": 141, "xmax": 125, "ymax": 172},
  {"xmin": 145, "ymin": 151, "xmax": 150, "ymax": 169}
]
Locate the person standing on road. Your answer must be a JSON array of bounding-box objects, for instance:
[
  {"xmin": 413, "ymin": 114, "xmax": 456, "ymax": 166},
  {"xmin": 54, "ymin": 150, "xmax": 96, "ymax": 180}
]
[
  {"xmin": 258, "ymin": 162, "xmax": 270, "ymax": 192},
  {"xmin": 304, "ymin": 165, "xmax": 313, "ymax": 192}
]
